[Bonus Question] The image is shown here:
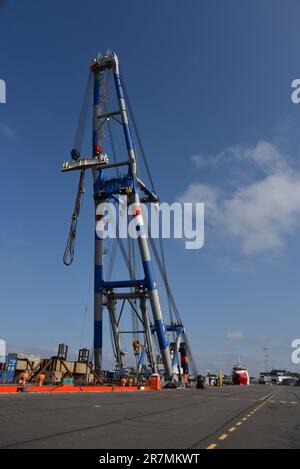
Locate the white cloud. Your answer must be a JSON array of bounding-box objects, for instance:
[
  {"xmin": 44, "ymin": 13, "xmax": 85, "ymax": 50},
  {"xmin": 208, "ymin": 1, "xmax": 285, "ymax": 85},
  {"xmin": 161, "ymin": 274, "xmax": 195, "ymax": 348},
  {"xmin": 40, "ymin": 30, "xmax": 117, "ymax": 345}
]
[
  {"xmin": 191, "ymin": 141, "xmax": 290, "ymax": 175},
  {"xmin": 222, "ymin": 172, "xmax": 300, "ymax": 253},
  {"xmin": 190, "ymin": 154, "xmax": 212, "ymax": 168},
  {"xmin": 182, "ymin": 140, "xmax": 300, "ymax": 255},
  {"xmin": 225, "ymin": 331, "xmax": 245, "ymax": 341},
  {"xmin": 241, "ymin": 141, "xmax": 289, "ymax": 174},
  {"xmin": 179, "ymin": 182, "xmax": 218, "ymax": 211}
]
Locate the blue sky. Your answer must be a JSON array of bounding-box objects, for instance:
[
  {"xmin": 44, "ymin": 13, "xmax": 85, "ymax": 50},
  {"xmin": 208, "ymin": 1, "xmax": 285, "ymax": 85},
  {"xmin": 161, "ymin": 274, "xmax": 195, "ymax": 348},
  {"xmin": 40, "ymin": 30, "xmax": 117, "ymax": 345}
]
[{"xmin": 1, "ymin": 0, "xmax": 300, "ymax": 375}]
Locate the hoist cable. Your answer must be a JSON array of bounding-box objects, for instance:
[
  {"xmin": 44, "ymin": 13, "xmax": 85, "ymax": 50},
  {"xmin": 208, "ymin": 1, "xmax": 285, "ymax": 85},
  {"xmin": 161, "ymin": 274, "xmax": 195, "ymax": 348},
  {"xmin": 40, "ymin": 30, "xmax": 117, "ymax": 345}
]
[
  {"xmin": 63, "ymin": 170, "xmax": 85, "ymax": 265},
  {"xmin": 64, "ymin": 70, "xmax": 113, "ymax": 266},
  {"xmin": 148, "ymin": 234, "xmax": 182, "ymax": 324},
  {"xmin": 149, "ymin": 235, "xmax": 198, "ymax": 374}
]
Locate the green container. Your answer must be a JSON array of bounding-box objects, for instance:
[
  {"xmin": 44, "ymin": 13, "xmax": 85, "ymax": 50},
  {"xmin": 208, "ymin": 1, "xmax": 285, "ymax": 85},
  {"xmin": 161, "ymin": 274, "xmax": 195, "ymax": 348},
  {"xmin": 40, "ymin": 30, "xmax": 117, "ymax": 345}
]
[{"xmin": 62, "ymin": 376, "xmax": 74, "ymax": 384}]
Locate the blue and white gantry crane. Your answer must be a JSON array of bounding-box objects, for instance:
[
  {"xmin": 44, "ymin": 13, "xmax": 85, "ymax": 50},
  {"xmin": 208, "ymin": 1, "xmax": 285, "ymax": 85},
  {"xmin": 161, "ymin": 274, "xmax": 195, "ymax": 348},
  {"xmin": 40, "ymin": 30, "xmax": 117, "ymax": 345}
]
[{"xmin": 62, "ymin": 52, "xmax": 197, "ymax": 385}]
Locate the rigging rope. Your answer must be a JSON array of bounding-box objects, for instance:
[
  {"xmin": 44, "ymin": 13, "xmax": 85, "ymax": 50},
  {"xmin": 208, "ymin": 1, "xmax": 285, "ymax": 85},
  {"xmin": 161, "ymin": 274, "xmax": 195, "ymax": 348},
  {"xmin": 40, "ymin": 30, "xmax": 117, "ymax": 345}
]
[
  {"xmin": 73, "ymin": 71, "xmax": 93, "ymax": 153},
  {"xmin": 148, "ymin": 234, "xmax": 198, "ymax": 375},
  {"xmin": 64, "ymin": 70, "xmax": 113, "ymax": 266},
  {"xmin": 148, "ymin": 235, "xmax": 182, "ymax": 324},
  {"xmin": 63, "ymin": 169, "xmax": 85, "ymax": 265},
  {"xmin": 107, "ymin": 116, "xmax": 120, "ymax": 178},
  {"xmin": 120, "ymin": 73, "xmax": 199, "ymax": 369}
]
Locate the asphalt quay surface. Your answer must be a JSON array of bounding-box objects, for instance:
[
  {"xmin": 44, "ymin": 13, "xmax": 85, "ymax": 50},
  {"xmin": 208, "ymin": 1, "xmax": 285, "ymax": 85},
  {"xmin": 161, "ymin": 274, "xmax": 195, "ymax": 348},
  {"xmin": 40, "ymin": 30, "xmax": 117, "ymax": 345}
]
[{"xmin": 0, "ymin": 385, "xmax": 299, "ymax": 449}]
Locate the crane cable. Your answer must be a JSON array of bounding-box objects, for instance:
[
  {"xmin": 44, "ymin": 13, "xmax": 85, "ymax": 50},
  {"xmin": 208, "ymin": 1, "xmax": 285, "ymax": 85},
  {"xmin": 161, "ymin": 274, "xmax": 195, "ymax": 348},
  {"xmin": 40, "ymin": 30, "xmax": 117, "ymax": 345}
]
[
  {"xmin": 63, "ymin": 71, "xmax": 93, "ymax": 266},
  {"xmin": 63, "ymin": 169, "xmax": 85, "ymax": 266},
  {"xmin": 159, "ymin": 236, "xmax": 174, "ymax": 325},
  {"xmin": 148, "ymin": 238, "xmax": 198, "ymax": 375},
  {"xmin": 122, "ymin": 79, "xmax": 198, "ymax": 372},
  {"xmin": 63, "ymin": 70, "xmax": 112, "ymax": 266},
  {"xmin": 148, "ymin": 235, "xmax": 182, "ymax": 324},
  {"xmin": 79, "ymin": 267, "xmax": 93, "ymax": 348},
  {"xmin": 73, "ymin": 71, "xmax": 93, "ymax": 152},
  {"xmin": 121, "ymin": 72, "xmax": 194, "ymax": 354},
  {"xmin": 120, "ymin": 71, "xmax": 158, "ymax": 197}
]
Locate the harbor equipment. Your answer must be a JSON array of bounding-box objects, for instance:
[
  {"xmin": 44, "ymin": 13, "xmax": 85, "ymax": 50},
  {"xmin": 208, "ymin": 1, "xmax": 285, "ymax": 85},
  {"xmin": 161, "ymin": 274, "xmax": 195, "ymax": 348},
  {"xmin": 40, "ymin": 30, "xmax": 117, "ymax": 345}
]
[{"xmin": 62, "ymin": 52, "xmax": 197, "ymax": 385}]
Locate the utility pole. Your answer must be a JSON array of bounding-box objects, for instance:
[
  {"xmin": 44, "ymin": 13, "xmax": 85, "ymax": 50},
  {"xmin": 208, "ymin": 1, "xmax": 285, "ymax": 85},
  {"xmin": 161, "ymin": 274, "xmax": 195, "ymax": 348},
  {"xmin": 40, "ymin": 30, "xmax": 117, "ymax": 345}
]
[{"xmin": 262, "ymin": 347, "xmax": 269, "ymax": 374}]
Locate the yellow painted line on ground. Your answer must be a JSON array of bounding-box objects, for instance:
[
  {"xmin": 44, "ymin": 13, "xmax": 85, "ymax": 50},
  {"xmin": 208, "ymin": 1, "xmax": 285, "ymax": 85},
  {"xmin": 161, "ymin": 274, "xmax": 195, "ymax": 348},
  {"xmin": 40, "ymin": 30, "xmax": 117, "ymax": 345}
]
[
  {"xmin": 290, "ymin": 401, "xmax": 297, "ymax": 404},
  {"xmin": 268, "ymin": 390, "xmax": 280, "ymax": 399},
  {"xmin": 260, "ymin": 390, "xmax": 275, "ymax": 401},
  {"xmin": 206, "ymin": 389, "xmax": 279, "ymax": 449},
  {"xmin": 280, "ymin": 401, "xmax": 287, "ymax": 404}
]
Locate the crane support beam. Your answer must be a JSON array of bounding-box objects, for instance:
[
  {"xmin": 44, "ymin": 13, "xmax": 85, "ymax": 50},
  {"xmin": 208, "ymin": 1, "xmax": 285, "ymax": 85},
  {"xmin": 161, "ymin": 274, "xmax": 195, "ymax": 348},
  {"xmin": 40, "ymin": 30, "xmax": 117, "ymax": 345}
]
[
  {"xmin": 61, "ymin": 159, "xmax": 129, "ymax": 172},
  {"xmin": 106, "ymin": 292, "xmax": 149, "ymax": 300},
  {"xmin": 93, "ymin": 68, "xmax": 104, "ymax": 373},
  {"xmin": 99, "ymin": 280, "xmax": 146, "ymax": 289},
  {"xmin": 107, "ymin": 296, "xmax": 124, "ymax": 366}
]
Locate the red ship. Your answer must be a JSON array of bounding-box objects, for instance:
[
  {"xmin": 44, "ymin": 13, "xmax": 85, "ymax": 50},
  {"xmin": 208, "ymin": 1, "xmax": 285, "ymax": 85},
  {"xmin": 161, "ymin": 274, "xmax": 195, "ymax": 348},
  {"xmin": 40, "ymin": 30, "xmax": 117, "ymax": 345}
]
[{"xmin": 232, "ymin": 361, "xmax": 249, "ymax": 385}]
